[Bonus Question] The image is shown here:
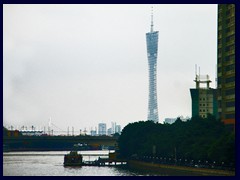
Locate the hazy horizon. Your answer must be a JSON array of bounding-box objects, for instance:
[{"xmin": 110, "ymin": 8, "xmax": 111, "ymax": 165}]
[{"xmin": 3, "ymin": 4, "xmax": 217, "ymax": 134}]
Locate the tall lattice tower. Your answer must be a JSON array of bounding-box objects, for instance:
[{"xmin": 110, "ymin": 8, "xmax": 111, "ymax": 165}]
[{"xmin": 146, "ymin": 8, "xmax": 159, "ymax": 123}]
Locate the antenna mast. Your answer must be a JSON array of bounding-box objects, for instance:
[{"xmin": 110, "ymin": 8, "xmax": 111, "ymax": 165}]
[{"xmin": 151, "ymin": 6, "xmax": 154, "ymax": 32}]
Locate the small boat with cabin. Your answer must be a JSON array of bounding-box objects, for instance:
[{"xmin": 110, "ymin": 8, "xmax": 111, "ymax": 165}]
[{"xmin": 63, "ymin": 151, "xmax": 83, "ymax": 166}]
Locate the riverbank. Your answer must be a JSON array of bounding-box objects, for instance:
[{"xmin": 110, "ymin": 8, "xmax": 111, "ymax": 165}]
[
  {"xmin": 128, "ymin": 160, "xmax": 235, "ymax": 176},
  {"xmin": 3, "ymin": 136, "xmax": 117, "ymax": 151}
]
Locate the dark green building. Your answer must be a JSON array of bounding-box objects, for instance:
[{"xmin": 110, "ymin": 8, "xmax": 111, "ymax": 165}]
[{"xmin": 190, "ymin": 74, "xmax": 218, "ymax": 118}]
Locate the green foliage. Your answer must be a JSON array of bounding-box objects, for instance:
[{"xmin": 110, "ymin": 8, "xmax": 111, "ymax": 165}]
[
  {"xmin": 3, "ymin": 126, "xmax": 8, "ymax": 137},
  {"xmin": 118, "ymin": 116, "xmax": 235, "ymax": 164}
]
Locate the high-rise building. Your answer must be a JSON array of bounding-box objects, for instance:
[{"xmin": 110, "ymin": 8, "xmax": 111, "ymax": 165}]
[
  {"xmin": 190, "ymin": 74, "xmax": 218, "ymax": 118},
  {"xmin": 90, "ymin": 130, "xmax": 97, "ymax": 136},
  {"xmin": 98, "ymin": 123, "xmax": 106, "ymax": 135},
  {"xmin": 146, "ymin": 9, "xmax": 159, "ymax": 123},
  {"xmin": 107, "ymin": 128, "xmax": 112, "ymax": 136},
  {"xmin": 111, "ymin": 122, "xmax": 116, "ymax": 134},
  {"xmin": 217, "ymin": 4, "xmax": 235, "ymax": 129},
  {"xmin": 115, "ymin": 125, "xmax": 121, "ymax": 134}
]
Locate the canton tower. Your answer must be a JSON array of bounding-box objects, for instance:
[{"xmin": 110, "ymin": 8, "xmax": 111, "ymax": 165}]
[{"xmin": 146, "ymin": 9, "xmax": 159, "ymax": 123}]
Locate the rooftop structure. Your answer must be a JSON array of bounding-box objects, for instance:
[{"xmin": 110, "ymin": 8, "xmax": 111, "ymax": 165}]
[{"xmin": 190, "ymin": 69, "xmax": 217, "ymax": 119}]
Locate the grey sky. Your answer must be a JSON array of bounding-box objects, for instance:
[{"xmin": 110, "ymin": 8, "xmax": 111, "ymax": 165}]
[{"xmin": 3, "ymin": 4, "xmax": 217, "ymax": 133}]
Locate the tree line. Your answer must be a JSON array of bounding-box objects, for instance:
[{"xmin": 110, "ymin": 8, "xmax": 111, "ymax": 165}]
[{"xmin": 118, "ymin": 115, "xmax": 235, "ymax": 166}]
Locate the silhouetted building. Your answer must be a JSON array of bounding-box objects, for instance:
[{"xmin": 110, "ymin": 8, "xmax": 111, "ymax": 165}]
[{"xmin": 217, "ymin": 4, "xmax": 235, "ymax": 129}]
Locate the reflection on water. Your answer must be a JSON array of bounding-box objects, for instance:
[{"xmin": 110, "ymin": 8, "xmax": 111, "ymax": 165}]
[{"xmin": 3, "ymin": 151, "xmax": 151, "ymax": 176}]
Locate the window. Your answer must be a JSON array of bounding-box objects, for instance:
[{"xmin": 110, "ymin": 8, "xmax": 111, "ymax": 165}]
[
  {"xmin": 218, "ymin": 67, "xmax": 222, "ymax": 72},
  {"xmin": 225, "ymin": 113, "xmax": 235, "ymax": 119},
  {"xmin": 226, "ymin": 101, "xmax": 235, "ymax": 107},
  {"xmin": 225, "ymin": 64, "xmax": 235, "ymax": 71},
  {"xmin": 226, "ymin": 76, "xmax": 235, "ymax": 83},
  {"xmin": 225, "ymin": 88, "xmax": 235, "ymax": 95},
  {"xmin": 218, "ymin": 77, "xmax": 222, "ymax": 84},
  {"xmin": 226, "ymin": 35, "xmax": 235, "ymax": 42},
  {"xmin": 225, "ymin": 45, "xmax": 235, "ymax": 52},
  {"xmin": 225, "ymin": 55, "xmax": 235, "ymax": 61}
]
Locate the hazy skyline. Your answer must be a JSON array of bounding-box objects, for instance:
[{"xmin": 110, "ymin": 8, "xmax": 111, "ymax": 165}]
[{"xmin": 3, "ymin": 4, "xmax": 217, "ymax": 133}]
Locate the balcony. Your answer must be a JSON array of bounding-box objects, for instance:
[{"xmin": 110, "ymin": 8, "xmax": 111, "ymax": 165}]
[
  {"xmin": 225, "ymin": 59, "xmax": 234, "ymax": 66},
  {"xmin": 227, "ymin": 21, "xmax": 235, "ymax": 28},
  {"xmin": 226, "ymin": 49, "xmax": 235, "ymax": 56},
  {"xmin": 225, "ymin": 82, "xmax": 235, "ymax": 88},
  {"xmin": 225, "ymin": 94, "xmax": 235, "ymax": 100},
  {"xmin": 226, "ymin": 107, "xmax": 235, "ymax": 112},
  {"xmin": 226, "ymin": 40, "xmax": 235, "ymax": 46},
  {"xmin": 225, "ymin": 70, "xmax": 235, "ymax": 76},
  {"xmin": 227, "ymin": 30, "xmax": 235, "ymax": 36}
]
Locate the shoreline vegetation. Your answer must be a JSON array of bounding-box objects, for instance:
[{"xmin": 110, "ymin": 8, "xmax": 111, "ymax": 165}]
[{"xmin": 118, "ymin": 115, "xmax": 235, "ymax": 175}]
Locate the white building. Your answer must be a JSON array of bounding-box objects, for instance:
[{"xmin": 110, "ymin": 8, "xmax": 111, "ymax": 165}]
[
  {"xmin": 107, "ymin": 128, "xmax": 112, "ymax": 136},
  {"xmin": 115, "ymin": 125, "xmax": 121, "ymax": 134},
  {"xmin": 164, "ymin": 118, "xmax": 177, "ymax": 124},
  {"xmin": 111, "ymin": 122, "xmax": 116, "ymax": 134},
  {"xmin": 164, "ymin": 116, "xmax": 190, "ymax": 124},
  {"xmin": 20, "ymin": 130, "xmax": 43, "ymax": 136}
]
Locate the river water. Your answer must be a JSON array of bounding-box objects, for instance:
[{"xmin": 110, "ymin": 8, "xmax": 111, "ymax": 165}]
[{"xmin": 3, "ymin": 150, "xmax": 151, "ymax": 176}]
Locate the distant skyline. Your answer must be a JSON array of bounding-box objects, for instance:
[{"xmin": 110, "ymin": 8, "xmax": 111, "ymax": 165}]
[{"xmin": 3, "ymin": 4, "xmax": 217, "ymax": 132}]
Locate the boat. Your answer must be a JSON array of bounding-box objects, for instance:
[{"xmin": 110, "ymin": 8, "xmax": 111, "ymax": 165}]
[
  {"xmin": 63, "ymin": 151, "xmax": 83, "ymax": 166},
  {"xmin": 72, "ymin": 143, "xmax": 102, "ymax": 151}
]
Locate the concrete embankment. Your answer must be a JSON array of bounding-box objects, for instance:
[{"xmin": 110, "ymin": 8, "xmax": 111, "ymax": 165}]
[{"xmin": 128, "ymin": 160, "xmax": 235, "ymax": 176}]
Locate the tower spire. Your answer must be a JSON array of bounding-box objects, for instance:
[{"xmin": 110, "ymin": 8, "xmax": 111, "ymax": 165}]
[{"xmin": 151, "ymin": 6, "xmax": 154, "ymax": 32}]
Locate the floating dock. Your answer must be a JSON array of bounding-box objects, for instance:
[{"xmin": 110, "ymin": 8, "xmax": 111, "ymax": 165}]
[{"xmin": 83, "ymin": 158, "xmax": 128, "ymax": 167}]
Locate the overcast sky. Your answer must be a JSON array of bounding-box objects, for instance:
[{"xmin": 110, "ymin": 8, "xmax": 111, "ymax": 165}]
[{"xmin": 3, "ymin": 4, "xmax": 217, "ymax": 133}]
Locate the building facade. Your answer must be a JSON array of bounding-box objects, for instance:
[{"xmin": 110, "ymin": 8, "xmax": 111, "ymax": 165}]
[
  {"xmin": 111, "ymin": 122, "xmax": 116, "ymax": 134},
  {"xmin": 146, "ymin": 10, "xmax": 159, "ymax": 123},
  {"xmin": 190, "ymin": 75, "xmax": 218, "ymax": 118},
  {"xmin": 115, "ymin": 125, "xmax": 121, "ymax": 134},
  {"xmin": 217, "ymin": 4, "xmax": 235, "ymax": 128},
  {"xmin": 98, "ymin": 123, "xmax": 106, "ymax": 135}
]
